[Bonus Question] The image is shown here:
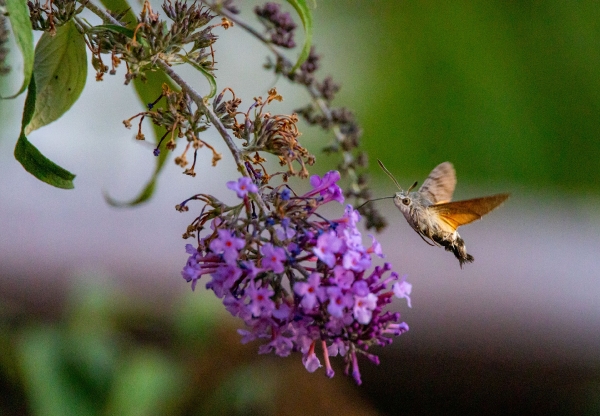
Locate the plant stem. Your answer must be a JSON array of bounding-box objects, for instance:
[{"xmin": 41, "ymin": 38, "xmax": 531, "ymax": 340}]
[
  {"xmin": 82, "ymin": 0, "xmax": 270, "ymax": 214},
  {"xmin": 81, "ymin": 0, "xmax": 120, "ymax": 25},
  {"xmin": 202, "ymin": 1, "xmax": 360, "ymax": 193},
  {"xmin": 154, "ymin": 61, "xmax": 245, "ymax": 173},
  {"xmin": 155, "ymin": 63, "xmax": 270, "ymax": 214},
  {"xmin": 83, "ymin": 3, "xmax": 246, "ymax": 174}
]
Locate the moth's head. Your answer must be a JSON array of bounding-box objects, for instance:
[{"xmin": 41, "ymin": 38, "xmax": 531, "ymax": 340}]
[
  {"xmin": 394, "ymin": 191, "xmax": 413, "ymax": 213},
  {"xmin": 393, "ymin": 179, "xmax": 419, "ymax": 213}
]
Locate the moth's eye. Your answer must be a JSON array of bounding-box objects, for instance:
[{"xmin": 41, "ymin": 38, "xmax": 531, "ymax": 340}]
[{"xmin": 402, "ymin": 198, "xmax": 410, "ymax": 205}]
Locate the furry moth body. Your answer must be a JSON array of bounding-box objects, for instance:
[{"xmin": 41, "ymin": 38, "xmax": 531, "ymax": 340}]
[{"xmin": 377, "ymin": 160, "xmax": 509, "ymax": 267}]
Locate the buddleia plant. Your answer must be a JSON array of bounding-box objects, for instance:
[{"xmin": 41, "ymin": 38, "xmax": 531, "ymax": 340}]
[{"xmin": 0, "ymin": 0, "xmax": 411, "ymax": 384}]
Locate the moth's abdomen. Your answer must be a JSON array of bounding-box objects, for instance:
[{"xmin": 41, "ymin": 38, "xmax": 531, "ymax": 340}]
[{"xmin": 432, "ymin": 232, "xmax": 474, "ymax": 268}]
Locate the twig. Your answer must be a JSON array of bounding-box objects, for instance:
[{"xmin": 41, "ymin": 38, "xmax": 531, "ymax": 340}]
[
  {"xmin": 204, "ymin": 2, "xmax": 344, "ymax": 141},
  {"xmin": 154, "ymin": 61, "xmax": 245, "ymax": 173},
  {"xmin": 81, "ymin": 0, "xmax": 270, "ymax": 214},
  {"xmin": 83, "ymin": 4, "xmax": 245, "ymax": 172},
  {"xmin": 81, "ymin": 0, "xmax": 120, "ymax": 25},
  {"xmin": 201, "ymin": 1, "xmax": 360, "ymax": 193}
]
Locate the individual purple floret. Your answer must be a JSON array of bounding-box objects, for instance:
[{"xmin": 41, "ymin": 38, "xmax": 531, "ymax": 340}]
[{"xmin": 227, "ymin": 176, "xmax": 259, "ymax": 198}]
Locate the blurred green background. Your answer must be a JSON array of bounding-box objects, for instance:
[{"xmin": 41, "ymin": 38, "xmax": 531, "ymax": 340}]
[
  {"xmin": 1, "ymin": 1, "xmax": 600, "ymax": 415},
  {"xmin": 319, "ymin": 1, "xmax": 600, "ymax": 192}
]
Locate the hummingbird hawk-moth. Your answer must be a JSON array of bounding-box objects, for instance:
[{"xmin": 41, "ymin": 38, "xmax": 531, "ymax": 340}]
[{"xmin": 369, "ymin": 160, "xmax": 509, "ymax": 267}]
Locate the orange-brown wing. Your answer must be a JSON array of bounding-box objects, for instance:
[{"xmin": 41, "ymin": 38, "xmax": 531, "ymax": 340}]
[
  {"xmin": 418, "ymin": 162, "xmax": 456, "ymax": 204},
  {"xmin": 429, "ymin": 193, "xmax": 510, "ymax": 231}
]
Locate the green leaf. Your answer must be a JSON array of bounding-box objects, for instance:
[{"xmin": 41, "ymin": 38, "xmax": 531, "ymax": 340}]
[
  {"xmin": 16, "ymin": 327, "xmax": 96, "ymax": 416},
  {"xmin": 98, "ymin": 0, "xmax": 137, "ymax": 29},
  {"xmin": 97, "ymin": 0, "xmax": 179, "ymax": 206},
  {"xmin": 103, "ymin": 164, "xmax": 158, "ymax": 206},
  {"xmin": 106, "ymin": 351, "xmax": 183, "ymax": 416},
  {"xmin": 25, "ymin": 20, "xmax": 88, "ymax": 134},
  {"xmin": 15, "ymin": 132, "xmax": 76, "ymax": 189},
  {"xmin": 14, "ymin": 69, "xmax": 76, "ymax": 189},
  {"xmin": 178, "ymin": 54, "xmax": 217, "ymax": 98},
  {"xmin": 286, "ymin": 0, "xmax": 314, "ymax": 73},
  {"xmin": 99, "ymin": 0, "xmax": 181, "ymax": 206},
  {"xmin": 20, "ymin": 68, "xmax": 37, "ymax": 131},
  {"xmin": 106, "ymin": 70, "xmax": 177, "ymax": 206},
  {"xmin": 92, "ymin": 24, "xmax": 150, "ymax": 48},
  {"xmin": 92, "ymin": 24, "xmax": 135, "ymax": 39},
  {"xmin": 2, "ymin": 0, "xmax": 34, "ymax": 98},
  {"xmin": 13, "ymin": 20, "xmax": 84, "ymax": 188}
]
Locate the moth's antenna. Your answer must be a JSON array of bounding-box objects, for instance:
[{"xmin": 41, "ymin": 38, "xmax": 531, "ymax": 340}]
[
  {"xmin": 357, "ymin": 196, "xmax": 395, "ymax": 210},
  {"xmin": 377, "ymin": 159, "xmax": 403, "ymax": 190},
  {"xmin": 407, "ymin": 181, "xmax": 418, "ymax": 192}
]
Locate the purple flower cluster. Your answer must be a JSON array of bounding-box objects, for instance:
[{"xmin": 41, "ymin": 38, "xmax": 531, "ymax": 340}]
[{"xmin": 181, "ymin": 172, "xmax": 411, "ymax": 384}]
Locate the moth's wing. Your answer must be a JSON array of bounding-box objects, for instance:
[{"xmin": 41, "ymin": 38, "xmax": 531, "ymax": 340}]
[
  {"xmin": 429, "ymin": 193, "xmax": 510, "ymax": 231},
  {"xmin": 418, "ymin": 162, "xmax": 456, "ymax": 204}
]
